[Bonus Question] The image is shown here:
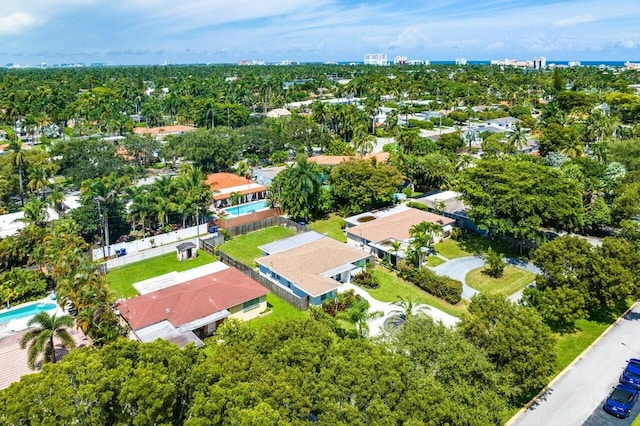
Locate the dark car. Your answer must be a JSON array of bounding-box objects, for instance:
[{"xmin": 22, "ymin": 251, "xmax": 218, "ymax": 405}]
[
  {"xmin": 621, "ymin": 358, "xmax": 640, "ymax": 390},
  {"xmin": 603, "ymin": 384, "xmax": 639, "ymax": 418}
]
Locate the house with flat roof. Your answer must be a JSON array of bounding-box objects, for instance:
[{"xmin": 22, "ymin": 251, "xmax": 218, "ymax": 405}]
[
  {"xmin": 307, "ymin": 152, "xmax": 390, "ymax": 167},
  {"xmin": 266, "ymin": 108, "xmax": 292, "ymax": 118},
  {"xmin": 115, "ymin": 267, "xmax": 269, "ymax": 347},
  {"xmin": 485, "ymin": 116, "xmax": 520, "ymax": 131},
  {"xmin": 205, "ymin": 172, "xmax": 267, "ymax": 208},
  {"xmin": 132, "ymin": 125, "xmax": 197, "ymax": 139},
  {"xmin": 413, "ymin": 190, "xmax": 484, "ymax": 234},
  {"xmin": 256, "ymin": 235, "xmax": 372, "ymax": 305},
  {"xmin": 345, "ymin": 206, "xmax": 455, "ymax": 264}
]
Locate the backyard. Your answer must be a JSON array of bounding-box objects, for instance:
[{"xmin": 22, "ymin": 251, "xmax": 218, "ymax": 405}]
[
  {"xmin": 307, "ymin": 214, "xmax": 346, "ymax": 242},
  {"xmin": 108, "ymin": 251, "xmax": 217, "ymax": 298},
  {"xmin": 218, "ymin": 226, "xmax": 297, "ymax": 266},
  {"xmin": 247, "ymin": 293, "xmax": 308, "ymax": 328},
  {"xmin": 367, "ymin": 266, "xmax": 468, "ymax": 318},
  {"xmin": 465, "ymin": 266, "xmax": 536, "ymax": 296}
]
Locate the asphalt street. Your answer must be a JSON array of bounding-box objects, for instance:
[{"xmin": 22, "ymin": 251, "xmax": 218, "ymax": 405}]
[{"xmin": 509, "ymin": 303, "xmax": 640, "ymax": 426}]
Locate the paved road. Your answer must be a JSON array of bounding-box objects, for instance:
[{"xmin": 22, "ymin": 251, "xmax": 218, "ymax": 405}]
[
  {"xmin": 509, "ymin": 303, "xmax": 640, "ymax": 426},
  {"xmin": 340, "ymin": 283, "xmax": 459, "ymax": 337}
]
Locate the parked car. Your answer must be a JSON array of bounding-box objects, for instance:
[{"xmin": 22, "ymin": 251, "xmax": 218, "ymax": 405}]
[
  {"xmin": 603, "ymin": 384, "xmax": 639, "ymax": 418},
  {"xmin": 621, "ymin": 358, "xmax": 640, "ymax": 389}
]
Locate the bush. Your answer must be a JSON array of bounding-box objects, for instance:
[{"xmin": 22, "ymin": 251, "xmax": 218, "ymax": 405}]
[
  {"xmin": 221, "ymin": 229, "xmax": 233, "ymax": 241},
  {"xmin": 408, "ymin": 119, "xmax": 435, "ymax": 130},
  {"xmin": 351, "ymin": 270, "xmax": 380, "ymax": 289},
  {"xmin": 396, "ymin": 261, "xmax": 462, "ymax": 304},
  {"xmin": 406, "ymin": 201, "xmax": 429, "ymax": 212},
  {"xmin": 322, "ymin": 289, "xmax": 360, "ymax": 316}
]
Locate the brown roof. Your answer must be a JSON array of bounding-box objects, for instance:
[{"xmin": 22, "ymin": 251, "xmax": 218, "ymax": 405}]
[
  {"xmin": 133, "ymin": 125, "xmax": 197, "ymax": 136},
  {"xmin": 307, "ymin": 152, "xmax": 390, "ymax": 166},
  {"xmin": 116, "ymin": 268, "xmax": 268, "ymax": 330},
  {"xmin": 256, "ymin": 237, "xmax": 369, "ymax": 297},
  {"xmin": 347, "ymin": 208, "xmax": 455, "ymax": 243}
]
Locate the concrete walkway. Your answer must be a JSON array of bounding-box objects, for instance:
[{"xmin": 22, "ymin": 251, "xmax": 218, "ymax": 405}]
[
  {"xmin": 430, "ymin": 256, "xmax": 541, "ymax": 301},
  {"xmin": 340, "ymin": 283, "xmax": 460, "ymax": 337}
]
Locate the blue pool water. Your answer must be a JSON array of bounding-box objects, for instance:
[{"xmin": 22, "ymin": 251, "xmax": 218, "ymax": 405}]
[
  {"xmin": 0, "ymin": 303, "xmax": 57, "ymax": 324},
  {"xmin": 223, "ymin": 200, "xmax": 268, "ymax": 217}
]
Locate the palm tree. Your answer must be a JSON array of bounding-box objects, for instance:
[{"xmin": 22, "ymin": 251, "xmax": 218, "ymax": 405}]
[
  {"xmin": 9, "ymin": 141, "xmax": 27, "ymax": 206},
  {"xmin": 229, "ymin": 191, "xmax": 243, "ymax": 215},
  {"xmin": 339, "ymin": 298, "xmax": 383, "ymax": 338},
  {"xmin": 390, "ymin": 239, "xmax": 402, "ymax": 267},
  {"xmin": 46, "ymin": 186, "xmax": 65, "ymax": 214},
  {"xmin": 508, "ymin": 122, "xmax": 528, "ymax": 151},
  {"xmin": 21, "ymin": 198, "xmax": 49, "ymax": 226},
  {"xmin": 409, "ymin": 221, "xmax": 442, "ymax": 266},
  {"xmin": 20, "ymin": 312, "xmax": 76, "ymax": 370},
  {"xmin": 387, "ymin": 296, "xmax": 429, "ymax": 330}
]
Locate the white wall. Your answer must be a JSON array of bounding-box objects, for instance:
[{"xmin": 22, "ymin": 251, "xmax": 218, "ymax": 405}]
[{"xmin": 92, "ymin": 224, "xmax": 208, "ymax": 261}]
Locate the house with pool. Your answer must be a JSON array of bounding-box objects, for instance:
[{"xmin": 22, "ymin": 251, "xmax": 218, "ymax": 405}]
[
  {"xmin": 205, "ymin": 172, "xmax": 268, "ymax": 215},
  {"xmin": 255, "ymin": 232, "xmax": 373, "ymax": 305}
]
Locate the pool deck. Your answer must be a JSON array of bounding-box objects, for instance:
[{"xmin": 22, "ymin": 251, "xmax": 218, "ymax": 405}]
[{"xmin": 0, "ymin": 297, "xmax": 65, "ymax": 340}]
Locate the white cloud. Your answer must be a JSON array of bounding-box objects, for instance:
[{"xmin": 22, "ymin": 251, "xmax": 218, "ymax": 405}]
[
  {"xmin": 554, "ymin": 14, "xmax": 596, "ymax": 27},
  {"xmin": 0, "ymin": 13, "xmax": 42, "ymax": 35}
]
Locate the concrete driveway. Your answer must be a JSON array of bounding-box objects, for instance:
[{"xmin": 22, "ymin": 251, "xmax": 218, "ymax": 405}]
[
  {"xmin": 431, "ymin": 256, "xmax": 541, "ymax": 301},
  {"xmin": 509, "ymin": 303, "xmax": 640, "ymax": 426},
  {"xmin": 340, "ymin": 283, "xmax": 459, "ymax": 337}
]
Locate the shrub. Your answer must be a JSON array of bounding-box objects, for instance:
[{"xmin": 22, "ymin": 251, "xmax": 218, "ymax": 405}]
[
  {"xmin": 406, "ymin": 201, "xmax": 429, "ymax": 212},
  {"xmin": 351, "ymin": 270, "xmax": 380, "ymax": 289},
  {"xmin": 322, "ymin": 289, "xmax": 360, "ymax": 316},
  {"xmin": 397, "ymin": 261, "xmax": 462, "ymax": 304},
  {"xmin": 221, "ymin": 229, "xmax": 233, "ymax": 241}
]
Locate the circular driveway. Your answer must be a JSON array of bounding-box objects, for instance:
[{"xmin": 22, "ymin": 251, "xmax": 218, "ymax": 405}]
[{"xmin": 430, "ymin": 256, "xmax": 541, "ymax": 300}]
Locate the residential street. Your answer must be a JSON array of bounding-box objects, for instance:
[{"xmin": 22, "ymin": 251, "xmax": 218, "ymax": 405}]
[{"xmin": 509, "ymin": 303, "xmax": 640, "ymax": 426}]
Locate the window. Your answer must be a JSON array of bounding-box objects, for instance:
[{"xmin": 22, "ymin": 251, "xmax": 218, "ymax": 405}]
[{"xmin": 242, "ymin": 297, "xmax": 261, "ymax": 312}]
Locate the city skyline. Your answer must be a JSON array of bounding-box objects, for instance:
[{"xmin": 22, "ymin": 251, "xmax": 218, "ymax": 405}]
[{"xmin": 1, "ymin": 0, "xmax": 639, "ymax": 66}]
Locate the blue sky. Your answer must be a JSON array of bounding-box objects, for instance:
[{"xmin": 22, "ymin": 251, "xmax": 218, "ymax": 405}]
[{"xmin": 1, "ymin": 0, "xmax": 639, "ymax": 66}]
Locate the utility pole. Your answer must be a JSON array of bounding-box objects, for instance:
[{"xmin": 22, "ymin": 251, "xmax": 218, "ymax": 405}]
[{"xmin": 96, "ymin": 197, "xmax": 106, "ymax": 259}]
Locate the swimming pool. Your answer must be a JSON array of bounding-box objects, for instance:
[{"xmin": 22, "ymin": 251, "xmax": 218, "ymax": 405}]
[
  {"xmin": 223, "ymin": 200, "xmax": 269, "ymax": 217},
  {"xmin": 0, "ymin": 302, "xmax": 58, "ymax": 324}
]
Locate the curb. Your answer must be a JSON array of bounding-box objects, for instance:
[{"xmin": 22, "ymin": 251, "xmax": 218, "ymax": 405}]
[{"xmin": 506, "ymin": 300, "xmax": 640, "ymax": 426}]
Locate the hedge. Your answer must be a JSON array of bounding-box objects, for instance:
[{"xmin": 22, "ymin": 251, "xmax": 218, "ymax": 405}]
[{"xmin": 397, "ymin": 261, "xmax": 463, "ymax": 304}]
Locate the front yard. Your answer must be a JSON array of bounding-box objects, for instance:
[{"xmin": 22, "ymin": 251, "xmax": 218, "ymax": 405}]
[
  {"xmin": 108, "ymin": 251, "xmax": 217, "ymax": 298},
  {"xmin": 434, "ymin": 232, "xmax": 515, "ymax": 259},
  {"xmin": 465, "ymin": 266, "xmax": 536, "ymax": 296},
  {"xmin": 367, "ymin": 267, "xmax": 468, "ymax": 318},
  {"xmin": 218, "ymin": 226, "xmax": 297, "ymax": 267},
  {"xmin": 247, "ymin": 293, "xmax": 308, "ymax": 328}
]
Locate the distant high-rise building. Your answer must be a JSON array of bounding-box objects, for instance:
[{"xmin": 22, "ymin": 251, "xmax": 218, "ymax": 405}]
[
  {"xmin": 455, "ymin": 58, "xmax": 467, "ymax": 65},
  {"xmin": 364, "ymin": 53, "xmax": 388, "ymax": 66},
  {"xmin": 533, "ymin": 56, "xmax": 547, "ymax": 69},
  {"xmin": 568, "ymin": 61, "xmax": 581, "ymax": 67},
  {"xmin": 393, "ymin": 55, "xmax": 407, "ymax": 65}
]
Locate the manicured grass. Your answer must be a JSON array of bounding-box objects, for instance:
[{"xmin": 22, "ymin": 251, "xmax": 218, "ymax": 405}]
[
  {"xmin": 219, "ymin": 227, "xmax": 296, "ymax": 267},
  {"xmin": 555, "ymin": 318, "xmax": 610, "ymax": 373},
  {"xmin": 435, "ymin": 233, "xmax": 516, "ymax": 259},
  {"xmin": 426, "ymin": 256, "xmax": 445, "ymax": 267},
  {"xmin": 248, "ymin": 293, "xmax": 308, "ymax": 328},
  {"xmin": 632, "ymin": 413, "xmax": 640, "ymax": 426},
  {"xmin": 466, "ymin": 265, "xmax": 535, "ymax": 296},
  {"xmin": 367, "ymin": 267, "xmax": 467, "ymax": 318},
  {"xmin": 108, "ymin": 251, "xmax": 217, "ymax": 298},
  {"xmin": 307, "ymin": 215, "xmax": 347, "ymax": 243}
]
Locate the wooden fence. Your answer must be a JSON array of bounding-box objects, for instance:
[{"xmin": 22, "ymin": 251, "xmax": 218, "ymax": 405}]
[
  {"xmin": 213, "ymin": 208, "xmax": 278, "ymax": 229},
  {"xmin": 199, "ymin": 218, "xmax": 310, "ymax": 311},
  {"xmin": 220, "ymin": 216, "xmax": 307, "ymax": 237}
]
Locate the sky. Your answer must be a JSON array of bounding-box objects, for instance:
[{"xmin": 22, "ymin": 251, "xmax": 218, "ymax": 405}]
[{"xmin": 1, "ymin": 0, "xmax": 639, "ymax": 66}]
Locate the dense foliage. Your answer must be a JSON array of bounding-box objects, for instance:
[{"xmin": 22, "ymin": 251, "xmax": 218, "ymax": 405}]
[{"xmin": 397, "ymin": 261, "xmax": 463, "ymax": 304}]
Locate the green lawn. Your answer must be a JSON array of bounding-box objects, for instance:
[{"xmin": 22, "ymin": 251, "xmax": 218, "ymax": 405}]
[
  {"xmin": 555, "ymin": 318, "xmax": 610, "ymax": 373},
  {"xmin": 426, "ymin": 256, "xmax": 445, "ymax": 267},
  {"xmin": 466, "ymin": 266, "xmax": 535, "ymax": 296},
  {"xmin": 219, "ymin": 227, "xmax": 297, "ymax": 266},
  {"xmin": 367, "ymin": 267, "xmax": 467, "ymax": 318},
  {"xmin": 434, "ymin": 233, "xmax": 515, "ymax": 259},
  {"xmin": 632, "ymin": 413, "xmax": 640, "ymax": 426},
  {"xmin": 307, "ymin": 215, "xmax": 346, "ymax": 242},
  {"xmin": 248, "ymin": 293, "xmax": 308, "ymax": 328},
  {"xmin": 108, "ymin": 251, "xmax": 217, "ymax": 298}
]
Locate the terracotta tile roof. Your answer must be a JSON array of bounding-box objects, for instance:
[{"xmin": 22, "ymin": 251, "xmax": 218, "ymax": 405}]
[
  {"xmin": 307, "ymin": 152, "xmax": 390, "ymax": 166},
  {"xmin": 205, "ymin": 172, "xmax": 266, "ymax": 200},
  {"xmin": 347, "ymin": 208, "xmax": 455, "ymax": 243},
  {"xmin": 116, "ymin": 268, "xmax": 268, "ymax": 330},
  {"xmin": 132, "ymin": 125, "xmax": 197, "ymax": 136},
  {"xmin": 256, "ymin": 237, "xmax": 369, "ymax": 297}
]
